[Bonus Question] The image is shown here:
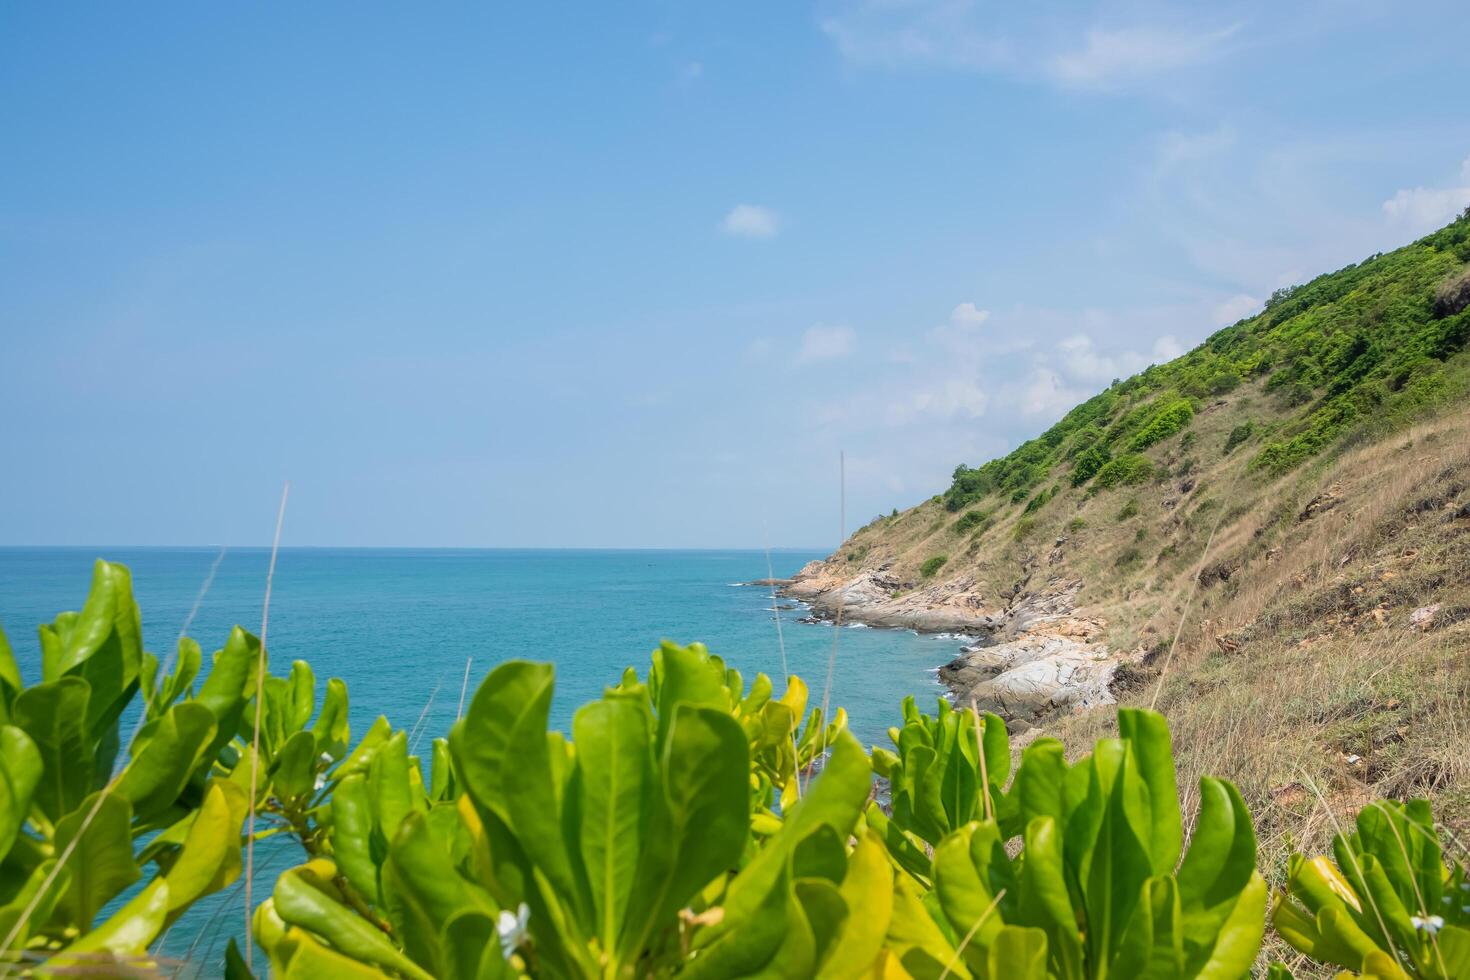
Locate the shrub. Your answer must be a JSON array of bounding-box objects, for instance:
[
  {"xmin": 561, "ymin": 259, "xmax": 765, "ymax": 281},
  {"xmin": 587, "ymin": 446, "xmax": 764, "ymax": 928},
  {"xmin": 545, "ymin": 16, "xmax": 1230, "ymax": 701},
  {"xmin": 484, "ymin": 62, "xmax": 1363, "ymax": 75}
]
[
  {"xmin": 1094, "ymin": 453, "xmax": 1154, "ymax": 489},
  {"xmin": 954, "ymin": 509, "xmax": 990, "ymax": 534},
  {"xmin": 1129, "ymin": 398, "xmax": 1195, "ymax": 451},
  {"xmin": 1071, "ymin": 445, "xmax": 1111, "ymax": 486},
  {"xmin": 0, "ymin": 562, "xmax": 340, "ymax": 973},
  {"xmin": 1224, "ymin": 421, "xmax": 1255, "ymax": 453},
  {"xmin": 1023, "ymin": 484, "xmax": 1057, "ymax": 514},
  {"xmin": 872, "ymin": 700, "xmax": 1266, "ymax": 979},
  {"xmin": 1012, "ymin": 517, "xmax": 1036, "ymax": 541},
  {"xmin": 1066, "ymin": 516, "xmax": 1087, "ymax": 532},
  {"xmin": 919, "ymin": 554, "xmax": 948, "ymax": 578},
  {"xmin": 1116, "ymin": 498, "xmax": 1140, "ymax": 520},
  {"xmin": 1273, "ymin": 798, "xmax": 1469, "ymax": 977}
]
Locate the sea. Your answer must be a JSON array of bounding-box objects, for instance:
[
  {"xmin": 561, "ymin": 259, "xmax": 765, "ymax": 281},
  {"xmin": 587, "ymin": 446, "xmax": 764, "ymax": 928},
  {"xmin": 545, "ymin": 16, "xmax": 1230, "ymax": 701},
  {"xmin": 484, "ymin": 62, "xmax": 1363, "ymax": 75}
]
[{"xmin": 0, "ymin": 547, "xmax": 967, "ymax": 972}]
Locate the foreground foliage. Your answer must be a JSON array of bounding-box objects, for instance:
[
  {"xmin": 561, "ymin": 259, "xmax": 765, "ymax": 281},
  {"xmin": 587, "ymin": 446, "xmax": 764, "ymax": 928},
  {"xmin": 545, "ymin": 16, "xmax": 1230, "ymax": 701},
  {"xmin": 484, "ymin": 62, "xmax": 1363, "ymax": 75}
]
[
  {"xmin": 1272, "ymin": 800, "xmax": 1470, "ymax": 978},
  {"xmin": 0, "ymin": 562, "xmax": 255, "ymax": 970},
  {"xmin": 3, "ymin": 562, "xmax": 1467, "ymax": 977}
]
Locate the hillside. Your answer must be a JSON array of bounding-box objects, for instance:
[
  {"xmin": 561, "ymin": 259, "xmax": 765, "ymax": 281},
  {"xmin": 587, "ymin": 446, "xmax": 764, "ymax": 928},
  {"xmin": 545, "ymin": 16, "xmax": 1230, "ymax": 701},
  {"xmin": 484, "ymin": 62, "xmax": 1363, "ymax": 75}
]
[{"xmin": 783, "ymin": 211, "xmax": 1470, "ymax": 848}]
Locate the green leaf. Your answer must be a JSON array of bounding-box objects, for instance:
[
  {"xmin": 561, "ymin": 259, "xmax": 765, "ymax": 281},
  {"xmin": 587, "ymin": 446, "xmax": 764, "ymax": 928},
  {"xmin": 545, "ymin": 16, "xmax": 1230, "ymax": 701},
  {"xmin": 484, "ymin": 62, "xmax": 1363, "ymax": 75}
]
[
  {"xmin": 162, "ymin": 781, "xmax": 247, "ymax": 921},
  {"xmin": 287, "ymin": 660, "xmax": 316, "ymax": 733},
  {"xmin": 54, "ymin": 877, "xmax": 168, "ymax": 961},
  {"xmin": 1116, "ymin": 708, "xmax": 1182, "ymax": 874},
  {"xmin": 793, "ymin": 825, "xmax": 848, "ymax": 884},
  {"xmin": 1110, "ymin": 874, "xmax": 1183, "ymax": 980},
  {"xmin": 680, "ymin": 867, "xmax": 794, "ymax": 979},
  {"xmin": 195, "ymin": 626, "xmax": 259, "ymax": 756},
  {"xmin": 12, "ymin": 677, "xmax": 92, "ymax": 821},
  {"xmin": 272, "ymin": 729, "xmax": 320, "ymax": 801},
  {"xmin": 1192, "ymin": 871, "xmax": 1266, "ymax": 980},
  {"xmin": 279, "ymin": 926, "xmax": 399, "ymax": 979},
  {"xmin": 797, "ymin": 879, "xmax": 847, "ymax": 974},
  {"xmin": 0, "ymin": 623, "xmax": 21, "ymax": 705},
  {"xmin": 1078, "ymin": 739, "xmax": 1152, "ymax": 972},
  {"xmin": 314, "ymin": 677, "xmax": 351, "ymax": 758},
  {"xmin": 52, "ymin": 791, "xmax": 140, "ymax": 929},
  {"xmin": 988, "ymin": 925, "xmax": 1049, "ymax": 980},
  {"xmin": 224, "ymin": 937, "xmax": 255, "ymax": 980},
  {"xmin": 1017, "ymin": 816, "xmax": 1084, "ymax": 980},
  {"xmin": 0, "ymin": 725, "xmax": 42, "ymax": 860},
  {"xmin": 572, "ymin": 695, "xmax": 653, "ymax": 953},
  {"xmin": 383, "ymin": 810, "xmax": 489, "ymax": 976},
  {"xmin": 1176, "ymin": 777, "xmax": 1258, "ymax": 970},
  {"xmin": 451, "ymin": 660, "xmax": 555, "ymax": 824},
  {"xmin": 369, "ymin": 730, "xmax": 424, "ymax": 846},
  {"xmin": 331, "ymin": 773, "xmax": 381, "ymax": 905},
  {"xmin": 1015, "ymin": 737, "xmax": 1066, "ymax": 831},
  {"xmin": 622, "ymin": 704, "xmax": 750, "ymax": 960},
  {"xmin": 113, "ymin": 701, "xmax": 218, "ymax": 822},
  {"xmin": 273, "ymin": 860, "xmax": 434, "ymax": 980},
  {"xmin": 933, "ymin": 823, "xmax": 1005, "ymax": 963},
  {"xmin": 335, "ymin": 715, "xmax": 393, "ymax": 779},
  {"xmin": 39, "ymin": 560, "xmax": 142, "ymax": 742},
  {"xmin": 714, "ymin": 729, "xmax": 867, "ymax": 944},
  {"xmin": 441, "ymin": 909, "xmax": 514, "ymax": 980},
  {"xmin": 652, "ymin": 641, "xmax": 729, "ymax": 751},
  {"xmin": 0, "ymin": 859, "xmax": 69, "ymax": 953},
  {"xmin": 815, "ymin": 829, "xmax": 894, "ymax": 980},
  {"xmin": 886, "ymin": 870, "xmax": 966, "ymax": 979}
]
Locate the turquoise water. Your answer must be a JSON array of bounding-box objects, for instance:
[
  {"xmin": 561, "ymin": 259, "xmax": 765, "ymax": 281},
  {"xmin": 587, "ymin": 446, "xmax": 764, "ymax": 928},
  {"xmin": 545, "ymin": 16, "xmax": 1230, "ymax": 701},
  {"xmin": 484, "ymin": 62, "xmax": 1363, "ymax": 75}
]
[
  {"xmin": 0, "ymin": 547, "xmax": 960, "ymax": 747},
  {"xmin": 0, "ymin": 547, "xmax": 963, "ymax": 972}
]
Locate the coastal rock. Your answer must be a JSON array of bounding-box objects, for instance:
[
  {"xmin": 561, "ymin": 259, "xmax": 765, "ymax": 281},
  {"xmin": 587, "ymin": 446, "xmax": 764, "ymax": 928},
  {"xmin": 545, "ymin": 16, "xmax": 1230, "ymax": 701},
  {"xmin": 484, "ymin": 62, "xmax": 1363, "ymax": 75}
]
[
  {"xmin": 780, "ymin": 559, "xmax": 1122, "ymax": 725},
  {"xmin": 940, "ymin": 629, "xmax": 1117, "ymax": 722}
]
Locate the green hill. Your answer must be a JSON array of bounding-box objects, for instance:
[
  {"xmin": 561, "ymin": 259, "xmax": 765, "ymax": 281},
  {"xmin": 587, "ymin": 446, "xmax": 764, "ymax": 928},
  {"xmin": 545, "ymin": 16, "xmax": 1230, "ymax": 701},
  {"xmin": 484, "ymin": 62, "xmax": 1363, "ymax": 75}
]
[{"xmin": 785, "ymin": 211, "xmax": 1470, "ymax": 869}]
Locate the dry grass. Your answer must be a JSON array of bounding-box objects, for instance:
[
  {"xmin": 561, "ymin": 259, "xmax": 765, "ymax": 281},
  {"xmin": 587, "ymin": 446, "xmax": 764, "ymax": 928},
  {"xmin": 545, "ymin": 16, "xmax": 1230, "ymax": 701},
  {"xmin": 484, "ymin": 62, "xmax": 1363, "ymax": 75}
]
[{"xmin": 1044, "ymin": 406, "xmax": 1470, "ymax": 974}]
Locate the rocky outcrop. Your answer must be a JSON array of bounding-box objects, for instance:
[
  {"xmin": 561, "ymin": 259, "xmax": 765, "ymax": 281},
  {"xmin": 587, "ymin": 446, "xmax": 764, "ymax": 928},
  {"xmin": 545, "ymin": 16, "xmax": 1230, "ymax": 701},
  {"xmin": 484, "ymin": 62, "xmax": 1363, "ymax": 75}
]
[
  {"xmin": 939, "ymin": 631, "xmax": 1117, "ymax": 726},
  {"xmin": 780, "ymin": 561, "xmax": 1126, "ymax": 726},
  {"xmin": 781, "ymin": 561, "xmax": 1000, "ymax": 633}
]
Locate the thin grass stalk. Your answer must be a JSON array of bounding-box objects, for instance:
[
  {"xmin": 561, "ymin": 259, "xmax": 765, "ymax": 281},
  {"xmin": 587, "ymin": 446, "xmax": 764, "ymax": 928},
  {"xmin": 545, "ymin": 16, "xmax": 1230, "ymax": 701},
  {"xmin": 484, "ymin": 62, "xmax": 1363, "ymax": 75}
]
[{"xmin": 244, "ymin": 482, "xmax": 290, "ymax": 973}]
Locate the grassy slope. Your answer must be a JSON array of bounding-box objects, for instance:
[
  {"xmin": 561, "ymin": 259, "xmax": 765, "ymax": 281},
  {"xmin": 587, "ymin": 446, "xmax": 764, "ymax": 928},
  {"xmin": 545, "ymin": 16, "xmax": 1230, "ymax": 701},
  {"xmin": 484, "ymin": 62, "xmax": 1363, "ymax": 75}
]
[
  {"xmin": 838, "ymin": 212, "xmax": 1470, "ymax": 641},
  {"xmin": 833, "ymin": 214, "xmax": 1470, "ymax": 935}
]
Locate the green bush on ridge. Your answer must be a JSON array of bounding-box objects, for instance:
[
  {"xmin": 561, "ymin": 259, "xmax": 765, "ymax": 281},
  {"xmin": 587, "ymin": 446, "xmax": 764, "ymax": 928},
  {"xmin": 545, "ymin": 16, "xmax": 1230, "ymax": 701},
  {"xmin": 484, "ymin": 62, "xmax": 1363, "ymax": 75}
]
[
  {"xmin": 941, "ymin": 213, "xmax": 1470, "ymax": 506},
  {"xmin": 6, "ymin": 562, "xmax": 1467, "ymax": 978}
]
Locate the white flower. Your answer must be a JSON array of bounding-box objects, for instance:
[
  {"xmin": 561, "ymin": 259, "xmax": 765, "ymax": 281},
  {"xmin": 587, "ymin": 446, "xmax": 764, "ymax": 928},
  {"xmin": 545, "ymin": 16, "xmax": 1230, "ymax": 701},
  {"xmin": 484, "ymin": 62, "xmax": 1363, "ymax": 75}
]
[
  {"xmin": 1410, "ymin": 914, "xmax": 1444, "ymax": 935},
  {"xmin": 497, "ymin": 902, "xmax": 530, "ymax": 959}
]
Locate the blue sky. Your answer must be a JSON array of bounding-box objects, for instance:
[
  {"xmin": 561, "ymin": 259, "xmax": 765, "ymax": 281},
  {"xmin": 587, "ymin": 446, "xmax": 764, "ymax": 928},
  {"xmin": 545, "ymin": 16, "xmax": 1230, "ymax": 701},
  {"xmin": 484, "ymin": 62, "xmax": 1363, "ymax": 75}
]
[{"xmin": 3, "ymin": 1, "xmax": 1468, "ymax": 549}]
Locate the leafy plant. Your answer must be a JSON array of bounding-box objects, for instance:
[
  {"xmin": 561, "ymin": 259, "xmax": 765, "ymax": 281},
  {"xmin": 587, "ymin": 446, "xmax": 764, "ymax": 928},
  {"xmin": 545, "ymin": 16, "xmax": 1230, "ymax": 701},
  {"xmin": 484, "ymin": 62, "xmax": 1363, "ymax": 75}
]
[
  {"xmin": 1128, "ymin": 399, "xmax": 1195, "ymax": 452},
  {"xmin": 1094, "ymin": 454, "xmax": 1154, "ymax": 490},
  {"xmin": 1271, "ymin": 798, "xmax": 1470, "ymax": 978},
  {"xmin": 872, "ymin": 701, "xmax": 1266, "ymax": 978},
  {"xmin": 0, "ymin": 561, "xmax": 255, "ymax": 972},
  {"xmin": 921, "ymin": 555, "xmax": 949, "ymax": 578},
  {"xmin": 255, "ymin": 642, "xmax": 880, "ymax": 978},
  {"xmin": 955, "ymin": 510, "xmax": 991, "ymax": 534}
]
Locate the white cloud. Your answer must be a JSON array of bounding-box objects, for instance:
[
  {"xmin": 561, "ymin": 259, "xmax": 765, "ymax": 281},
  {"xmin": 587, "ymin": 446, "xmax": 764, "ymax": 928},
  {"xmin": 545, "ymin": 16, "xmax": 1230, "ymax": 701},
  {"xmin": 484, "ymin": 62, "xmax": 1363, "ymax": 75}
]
[
  {"xmin": 1156, "ymin": 126, "xmax": 1237, "ymax": 173},
  {"xmin": 950, "ymin": 302, "xmax": 990, "ymax": 326},
  {"xmin": 819, "ymin": 1, "xmax": 1242, "ymax": 92},
  {"xmin": 1057, "ymin": 332, "xmax": 1146, "ymax": 384},
  {"xmin": 1020, "ymin": 367, "xmax": 1082, "ymax": 418},
  {"xmin": 818, "ymin": 0, "xmax": 1014, "ymax": 73},
  {"xmin": 1152, "ymin": 335, "xmax": 1185, "ymax": 360},
  {"xmin": 1046, "ymin": 24, "xmax": 1241, "ymax": 89},
  {"xmin": 1211, "ymin": 293, "xmax": 1260, "ymax": 326},
  {"xmin": 1382, "ymin": 158, "xmax": 1470, "ymax": 235},
  {"xmin": 795, "ymin": 324, "xmax": 856, "ymax": 364},
  {"xmin": 721, "ymin": 204, "xmax": 781, "ymax": 239}
]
